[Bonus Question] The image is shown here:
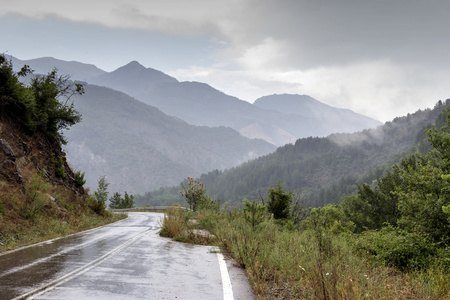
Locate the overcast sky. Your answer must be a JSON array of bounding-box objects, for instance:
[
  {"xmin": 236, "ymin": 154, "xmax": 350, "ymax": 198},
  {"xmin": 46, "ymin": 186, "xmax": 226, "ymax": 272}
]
[{"xmin": 2, "ymin": 0, "xmax": 450, "ymax": 122}]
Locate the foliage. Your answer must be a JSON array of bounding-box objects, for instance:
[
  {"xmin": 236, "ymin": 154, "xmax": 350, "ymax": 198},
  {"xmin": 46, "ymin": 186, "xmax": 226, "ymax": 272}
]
[
  {"xmin": 339, "ymin": 108, "xmax": 450, "ymax": 273},
  {"xmin": 356, "ymin": 226, "xmax": 436, "ymax": 271},
  {"xmin": 54, "ymin": 156, "xmax": 66, "ymax": 178},
  {"xmin": 91, "ymin": 176, "xmax": 109, "ymax": 215},
  {"xmin": 302, "ymin": 204, "xmax": 355, "ymax": 235},
  {"xmin": 242, "ymin": 198, "xmax": 268, "ymax": 230},
  {"xmin": 0, "ymin": 55, "xmax": 84, "ymax": 145},
  {"xmin": 180, "ymin": 176, "xmax": 205, "ymax": 211},
  {"xmin": 142, "ymin": 101, "xmax": 449, "ymax": 208},
  {"xmin": 266, "ymin": 182, "xmax": 293, "ymax": 220},
  {"xmin": 161, "ymin": 202, "xmax": 449, "ymax": 299},
  {"xmin": 108, "ymin": 192, "xmax": 122, "ymax": 209},
  {"xmin": 342, "ymin": 166, "xmax": 402, "ymax": 232},
  {"xmin": 29, "ymin": 69, "xmax": 84, "ymax": 144},
  {"xmin": 108, "ymin": 191, "xmax": 135, "ymax": 209},
  {"xmin": 179, "ymin": 176, "xmax": 219, "ymax": 211},
  {"xmin": 74, "ymin": 170, "xmax": 86, "ymax": 188}
]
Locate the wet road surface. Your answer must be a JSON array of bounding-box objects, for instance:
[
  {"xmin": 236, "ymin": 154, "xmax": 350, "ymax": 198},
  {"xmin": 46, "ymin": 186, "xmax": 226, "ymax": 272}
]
[{"xmin": 0, "ymin": 212, "xmax": 254, "ymax": 299}]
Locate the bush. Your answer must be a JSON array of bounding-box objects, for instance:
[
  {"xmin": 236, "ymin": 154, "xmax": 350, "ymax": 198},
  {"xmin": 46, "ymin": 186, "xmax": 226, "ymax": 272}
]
[
  {"xmin": 267, "ymin": 182, "xmax": 293, "ymax": 220},
  {"xmin": 54, "ymin": 156, "xmax": 65, "ymax": 178},
  {"xmin": 179, "ymin": 177, "xmax": 219, "ymax": 211},
  {"xmin": 0, "ymin": 55, "xmax": 83, "ymax": 145},
  {"xmin": 91, "ymin": 176, "xmax": 109, "ymax": 216},
  {"xmin": 242, "ymin": 198, "xmax": 268, "ymax": 230},
  {"xmin": 74, "ymin": 170, "xmax": 86, "ymax": 188},
  {"xmin": 355, "ymin": 225, "xmax": 436, "ymax": 271}
]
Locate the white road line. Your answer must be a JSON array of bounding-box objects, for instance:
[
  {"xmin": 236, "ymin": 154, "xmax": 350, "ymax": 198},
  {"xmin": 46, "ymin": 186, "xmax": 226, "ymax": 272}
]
[
  {"xmin": 11, "ymin": 228, "xmax": 150, "ymax": 300},
  {"xmin": 217, "ymin": 252, "xmax": 234, "ymax": 300}
]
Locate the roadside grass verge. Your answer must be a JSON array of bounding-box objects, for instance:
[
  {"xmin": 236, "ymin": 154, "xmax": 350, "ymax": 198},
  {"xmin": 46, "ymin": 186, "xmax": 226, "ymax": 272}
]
[
  {"xmin": 160, "ymin": 207, "xmax": 450, "ymax": 299},
  {"xmin": 0, "ymin": 179, "xmax": 126, "ymax": 252}
]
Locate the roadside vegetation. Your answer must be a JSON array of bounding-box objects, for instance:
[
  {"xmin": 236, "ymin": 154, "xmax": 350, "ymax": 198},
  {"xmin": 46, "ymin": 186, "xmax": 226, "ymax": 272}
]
[
  {"xmin": 0, "ymin": 172, "xmax": 126, "ymax": 252},
  {"xmin": 161, "ymin": 111, "xmax": 450, "ymax": 299},
  {"xmin": 0, "ymin": 55, "xmax": 126, "ymax": 252}
]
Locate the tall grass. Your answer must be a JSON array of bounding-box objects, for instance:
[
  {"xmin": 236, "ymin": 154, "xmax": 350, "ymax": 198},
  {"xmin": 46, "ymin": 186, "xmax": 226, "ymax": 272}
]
[
  {"xmin": 0, "ymin": 174, "xmax": 126, "ymax": 252},
  {"xmin": 160, "ymin": 208, "xmax": 450, "ymax": 299}
]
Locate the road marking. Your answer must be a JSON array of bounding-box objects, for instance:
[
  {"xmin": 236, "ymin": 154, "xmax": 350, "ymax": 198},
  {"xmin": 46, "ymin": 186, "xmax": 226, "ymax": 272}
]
[
  {"xmin": 217, "ymin": 252, "xmax": 234, "ymax": 300},
  {"xmin": 11, "ymin": 228, "xmax": 150, "ymax": 300}
]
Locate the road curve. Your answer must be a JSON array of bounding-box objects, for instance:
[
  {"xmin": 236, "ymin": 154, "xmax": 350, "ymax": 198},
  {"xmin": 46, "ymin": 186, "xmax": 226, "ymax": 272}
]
[{"xmin": 0, "ymin": 212, "xmax": 254, "ymax": 300}]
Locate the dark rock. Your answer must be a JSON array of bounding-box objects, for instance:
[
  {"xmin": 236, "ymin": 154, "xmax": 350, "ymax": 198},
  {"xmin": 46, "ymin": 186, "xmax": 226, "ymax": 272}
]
[
  {"xmin": 0, "ymin": 160, "xmax": 23, "ymax": 184},
  {"xmin": 0, "ymin": 139, "xmax": 15, "ymax": 160}
]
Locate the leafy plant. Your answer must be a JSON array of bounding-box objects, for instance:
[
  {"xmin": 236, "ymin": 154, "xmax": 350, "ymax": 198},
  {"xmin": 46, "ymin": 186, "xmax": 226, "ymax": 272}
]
[
  {"xmin": 91, "ymin": 176, "xmax": 109, "ymax": 215},
  {"xmin": 179, "ymin": 176, "xmax": 219, "ymax": 211},
  {"xmin": 54, "ymin": 156, "xmax": 65, "ymax": 178},
  {"xmin": 266, "ymin": 182, "xmax": 293, "ymax": 220},
  {"xmin": 109, "ymin": 191, "xmax": 135, "ymax": 209},
  {"xmin": 0, "ymin": 54, "xmax": 84, "ymax": 146},
  {"xmin": 242, "ymin": 198, "xmax": 267, "ymax": 229},
  {"xmin": 356, "ymin": 226, "xmax": 436, "ymax": 271},
  {"xmin": 74, "ymin": 170, "xmax": 86, "ymax": 188}
]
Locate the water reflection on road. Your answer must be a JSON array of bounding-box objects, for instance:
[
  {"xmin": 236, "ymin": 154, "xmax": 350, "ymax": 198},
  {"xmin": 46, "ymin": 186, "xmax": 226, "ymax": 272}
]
[{"xmin": 0, "ymin": 213, "xmax": 229, "ymax": 300}]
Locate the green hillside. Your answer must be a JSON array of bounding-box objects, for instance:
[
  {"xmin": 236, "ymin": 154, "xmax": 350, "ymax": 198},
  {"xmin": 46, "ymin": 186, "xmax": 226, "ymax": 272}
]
[{"xmin": 136, "ymin": 100, "xmax": 449, "ymax": 207}]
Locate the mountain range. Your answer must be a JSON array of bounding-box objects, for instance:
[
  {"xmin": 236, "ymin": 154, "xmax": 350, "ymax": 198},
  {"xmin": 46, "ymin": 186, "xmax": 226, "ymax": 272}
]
[
  {"xmin": 89, "ymin": 61, "xmax": 381, "ymax": 146},
  {"xmin": 9, "ymin": 55, "xmax": 381, "ymax": 194}
]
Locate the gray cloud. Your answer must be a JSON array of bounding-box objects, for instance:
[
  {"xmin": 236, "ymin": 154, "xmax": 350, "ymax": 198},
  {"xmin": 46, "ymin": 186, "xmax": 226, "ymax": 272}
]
[{"xmin": 2, "ymin": 0, "xmax": 450, "ymax": 122}]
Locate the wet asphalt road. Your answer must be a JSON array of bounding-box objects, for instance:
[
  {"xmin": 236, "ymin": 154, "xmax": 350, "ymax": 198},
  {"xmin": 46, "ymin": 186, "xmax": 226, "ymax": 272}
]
[{"xmin": 0, "ymin": 212, "xmax": 254, "ymax": 300}]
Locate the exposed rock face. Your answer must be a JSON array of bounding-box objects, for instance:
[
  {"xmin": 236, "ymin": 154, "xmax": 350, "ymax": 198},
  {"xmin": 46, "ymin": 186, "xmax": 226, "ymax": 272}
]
[
  {"xmin": 0, "ymin": 139, "xmax": 15, "ymax": 160},
  {"xmin": 0, "ymin": 139, "xmax": 22, "ymax": 184},
  {"xmin": 0, "ymin": 116, "xmax": 84, "ymax": 195},
  {"xmin": 0, "ymin": 159, "xmax": 22, "ymax": 184}
]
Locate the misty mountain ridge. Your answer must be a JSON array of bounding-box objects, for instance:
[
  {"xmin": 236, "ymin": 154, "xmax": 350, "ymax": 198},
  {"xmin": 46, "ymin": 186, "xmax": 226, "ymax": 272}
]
[
  {"xmin": 91, "ymin": 60, "xmax": 178, "ymax": 97},
  {"xmin": 11, "ymin": 55, "xmax": 382, "ymax": 146},
  {"xmin": 63, "ymin": 83, "xmax": 275, "ymax": 194},
  {"xmin": 122, "ymin": 78, "xmax": 382, "ymax": 146},
  {"xmin": 9, "ymin": 55, "xmax": 106, "ymax": 82},
  {"xmin": 138, "ymin": 100, "xmax": 449, "ymax": 207}
]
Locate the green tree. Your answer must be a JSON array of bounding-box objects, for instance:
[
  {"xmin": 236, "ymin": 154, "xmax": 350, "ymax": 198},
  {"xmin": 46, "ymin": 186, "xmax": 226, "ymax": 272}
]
[
  {"xmin": 395, "ymin": 154, "xmax": 450, "ymax": 244},
  {"xmin": 343, "ymin": 108, "xmax": 450, "ymax": 245},
  {"xmin": 92, "ymin": 176, "xmax": 109, "ymax": 215},
  {"xmin": 109, "ymin": 192, "xmax": 122, "ymax": 209},
  {"xmin": 242, "ymin": 198, "xmax": 268, "ymax": 230},
  {"xmin": 0, "ymin": 54, "xmax": 83, "ymax": 146},
  {"xmin": 266, "ymin": 182, "xmax": 293, "ymax": 220},
  {"xmin": 54, "ymin": 156, "xmax": 66, "ymax": 178},
  {"xmin": 74, "ymin": 170, "xmax": 86, "ymax": 188},
  {"xmin": 30, "ymin": 69, "xmax": 83, "ymax": 144},
  {"xmin": 180, "ymin": 177, "xmax": 207, "ymax": 211},
  {"xmin": 342, "ymin": 167, "xmax": 402, "ymax": 232},
  {"xmin": 120, "ymin": 192, "xmax": 135, "ymax": 209}
]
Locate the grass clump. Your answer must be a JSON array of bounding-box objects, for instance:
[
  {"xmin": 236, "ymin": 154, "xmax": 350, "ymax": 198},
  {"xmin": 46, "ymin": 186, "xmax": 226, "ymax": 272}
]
[
  {"xmin": 160, "ymin": 201, "xmax": 450, "ymax": 299},
  {"xmin": 0, "ymin": 172, "xmax": 126, "ymax": 252}
]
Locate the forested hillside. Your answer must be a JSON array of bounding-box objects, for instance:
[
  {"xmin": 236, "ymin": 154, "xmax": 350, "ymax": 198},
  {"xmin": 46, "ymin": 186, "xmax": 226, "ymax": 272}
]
[{"xmin": 136, "ymin": 100, "xmax": 449, "ymax": 207}]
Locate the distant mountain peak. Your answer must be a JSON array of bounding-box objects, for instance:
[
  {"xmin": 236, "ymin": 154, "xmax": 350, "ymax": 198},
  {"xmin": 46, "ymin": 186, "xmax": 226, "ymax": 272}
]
[{"xmin": 119, "ymin": 60, "xmax": 146, "ymax": 71}]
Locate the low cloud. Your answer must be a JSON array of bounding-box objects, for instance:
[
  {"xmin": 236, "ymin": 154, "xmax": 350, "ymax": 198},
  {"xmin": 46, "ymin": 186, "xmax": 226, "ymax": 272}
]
[{"xmin": 3, "ymin": 0, "xmax": 450, "ymax": 122}]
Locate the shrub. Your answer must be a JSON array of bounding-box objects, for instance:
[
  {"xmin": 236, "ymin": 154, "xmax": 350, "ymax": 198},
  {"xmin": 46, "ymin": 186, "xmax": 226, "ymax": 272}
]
[
  {"xmin": 74, "ymin": 170, "xmax": 86, "ymax": 188},
  {"xmin": 242, "ymin": 198, "xmax": 268, "ymax": 230},
  {"xmin": 355, "ymin": 225, "xmax": 436, "ymax": 271},
  {"xmin": 54, "ymin": 156, "xmax": 65, "ymax": 178},
  {"xmin": 267, "ymin": 182, "xmax": 293, "ymax": 220}
]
